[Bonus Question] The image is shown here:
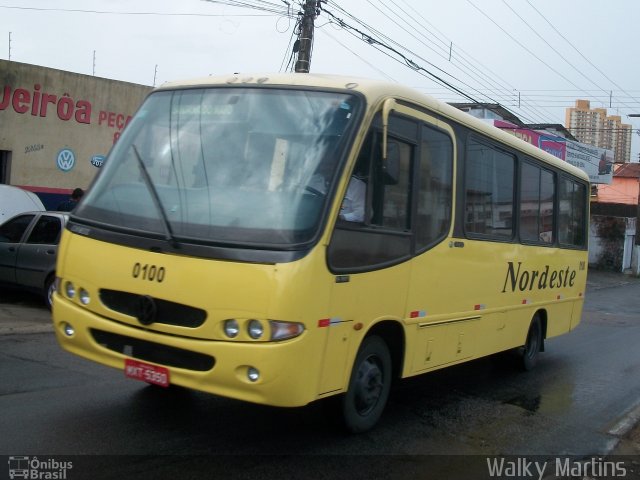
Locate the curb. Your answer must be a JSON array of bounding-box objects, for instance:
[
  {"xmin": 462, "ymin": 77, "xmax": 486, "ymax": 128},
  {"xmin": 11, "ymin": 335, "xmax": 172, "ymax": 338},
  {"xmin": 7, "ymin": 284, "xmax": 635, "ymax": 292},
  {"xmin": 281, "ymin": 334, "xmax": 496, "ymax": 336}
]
[{"xmin": 0, "ymin": 324, "xmax": 54, "ymax": 335}]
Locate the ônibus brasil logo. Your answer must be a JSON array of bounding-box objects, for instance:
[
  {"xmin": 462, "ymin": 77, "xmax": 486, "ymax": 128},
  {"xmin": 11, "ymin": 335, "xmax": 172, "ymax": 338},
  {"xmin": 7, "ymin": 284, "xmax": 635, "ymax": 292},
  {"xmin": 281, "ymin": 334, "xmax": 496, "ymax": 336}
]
[{"xmin": 7, "ymin": 456, "xmax": 73, "ymax": 479}]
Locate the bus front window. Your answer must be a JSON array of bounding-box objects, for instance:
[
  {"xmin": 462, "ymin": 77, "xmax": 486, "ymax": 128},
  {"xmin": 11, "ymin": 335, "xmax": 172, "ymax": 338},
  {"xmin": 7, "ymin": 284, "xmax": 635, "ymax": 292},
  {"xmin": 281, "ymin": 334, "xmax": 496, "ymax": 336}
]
[{"xmin": 75, "ymin": 88, "xmax": 361, "ymax": 248}]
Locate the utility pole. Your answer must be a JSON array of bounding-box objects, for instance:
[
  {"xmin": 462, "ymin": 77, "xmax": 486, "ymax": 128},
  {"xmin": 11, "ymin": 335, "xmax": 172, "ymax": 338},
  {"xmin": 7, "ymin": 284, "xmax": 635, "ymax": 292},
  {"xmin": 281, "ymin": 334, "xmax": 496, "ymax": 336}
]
[{"xmin": 294, "ymin": 0, "xmax": 317, "ymax": 73}]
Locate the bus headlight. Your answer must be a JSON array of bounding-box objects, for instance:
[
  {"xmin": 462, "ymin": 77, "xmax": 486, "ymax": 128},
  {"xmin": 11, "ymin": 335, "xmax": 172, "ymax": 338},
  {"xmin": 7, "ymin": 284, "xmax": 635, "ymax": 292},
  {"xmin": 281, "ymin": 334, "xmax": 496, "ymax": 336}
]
[
  {"xmin": 65, "ymin": 281, "xmax": 76, "ymax": 298},
  {"xmin": 224, "ymin": 319, "xmax": 239, "ymax": 338},
  {"xmin": 79, "ymin": 288, "xmax": 91, "ymax": 305},
  {"xmin": 269, "ymin": 320, "xmax": 305, "ymax": 341},
  {"xmin": 248, "ymin": 320, "xmax": 264, "ymax": 339}
]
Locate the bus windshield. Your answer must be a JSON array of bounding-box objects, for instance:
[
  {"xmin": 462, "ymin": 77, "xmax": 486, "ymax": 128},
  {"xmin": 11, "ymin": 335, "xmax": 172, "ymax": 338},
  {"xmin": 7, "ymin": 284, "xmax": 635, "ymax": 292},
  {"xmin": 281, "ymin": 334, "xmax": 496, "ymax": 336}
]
[{"xmin": 75, "ymin": 87, "xmax": 361, "ymax": 247}]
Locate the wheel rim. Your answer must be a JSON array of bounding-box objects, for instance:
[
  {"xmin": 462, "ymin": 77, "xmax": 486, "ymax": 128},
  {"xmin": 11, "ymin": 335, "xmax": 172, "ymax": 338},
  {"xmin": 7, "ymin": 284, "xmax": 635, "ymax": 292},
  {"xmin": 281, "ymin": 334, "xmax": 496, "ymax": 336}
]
[
  {"xmin": 47, "ymin": 280, "xmax": 56, "ymax": 307},
  {"xmin": 354, "ymin": 354, "xmax": 384, "ymax": 416}
]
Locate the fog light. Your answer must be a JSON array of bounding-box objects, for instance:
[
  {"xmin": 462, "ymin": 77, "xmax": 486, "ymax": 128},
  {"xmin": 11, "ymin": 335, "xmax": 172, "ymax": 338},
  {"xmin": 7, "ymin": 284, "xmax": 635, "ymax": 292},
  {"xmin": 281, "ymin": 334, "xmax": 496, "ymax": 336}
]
[
  {"xmin": 248, "ymin": 320, "xmax": 264, "ymax": 339},
  {"xmin": 224, "ymin": 319, "xmax": 239, "ymax": 338},
  {"xmin": 62, "ymin": 322, "xmax": 75, "ymax": 337},
  {"xmin": 247, "ymin": 367, "xmax": 260, "ymax": 382},
  {"xmin": 65, "ymin": 281, "xmax": 75, "ymax": 298},
  {"xmin": 79, "ymin": 288, "xmax": 90, "ymax": 305}
]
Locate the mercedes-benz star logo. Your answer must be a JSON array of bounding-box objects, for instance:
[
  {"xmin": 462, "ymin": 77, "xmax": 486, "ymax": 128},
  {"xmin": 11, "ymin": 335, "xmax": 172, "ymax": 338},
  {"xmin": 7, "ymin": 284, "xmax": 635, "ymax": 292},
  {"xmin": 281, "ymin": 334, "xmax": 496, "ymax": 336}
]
[{"xmin": 137, "ymin": 295, "xmax": 157, "ymax": 326}]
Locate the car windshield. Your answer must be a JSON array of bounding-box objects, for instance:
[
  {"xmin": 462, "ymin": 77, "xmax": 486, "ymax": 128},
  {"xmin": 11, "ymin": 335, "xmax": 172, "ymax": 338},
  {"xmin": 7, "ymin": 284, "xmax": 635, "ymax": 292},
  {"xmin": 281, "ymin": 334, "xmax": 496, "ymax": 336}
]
[{"xmin": 74, "ymin": 87, "xmax": 361, "ymax": 247}]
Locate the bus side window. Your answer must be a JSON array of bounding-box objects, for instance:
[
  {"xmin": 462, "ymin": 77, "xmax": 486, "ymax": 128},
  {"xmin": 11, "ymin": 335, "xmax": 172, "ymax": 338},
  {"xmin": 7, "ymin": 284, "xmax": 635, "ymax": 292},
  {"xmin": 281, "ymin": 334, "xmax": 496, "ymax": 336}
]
[
  {"xmin": 558, "ymin": 178, "xmax": 587, "ymax": 247},
  {"xmin": 465, "ymin": 140, "xmax": 515, "ymax": 239},
  {"xmin": 415, "ymin": 125, "xmax": 453, "ymax": 251},
  {"xmin": 328, "ymin": 120, "xmax": 414, "ymax": 271},
  {"xmin": 371, "ymin": 139, "xmax": 412, "ymax": 230},
  {"xmin": 520, "ymin": 162, "xmax": 556, "ymax": 244}
]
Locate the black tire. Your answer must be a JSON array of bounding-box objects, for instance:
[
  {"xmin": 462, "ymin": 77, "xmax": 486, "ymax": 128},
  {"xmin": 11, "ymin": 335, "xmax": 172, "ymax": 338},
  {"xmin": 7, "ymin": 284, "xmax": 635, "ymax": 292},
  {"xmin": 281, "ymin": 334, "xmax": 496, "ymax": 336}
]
[
  {"xmin": 520, "ymin": 315, "xmax": 543, "ymax": 371},
  {"xmin": 341, "ymin": 335, "xmax": 392, "ymax": 433},
  {"xmin": 44, "ymin": 274, "xmax": 56, "ymax": 310}
]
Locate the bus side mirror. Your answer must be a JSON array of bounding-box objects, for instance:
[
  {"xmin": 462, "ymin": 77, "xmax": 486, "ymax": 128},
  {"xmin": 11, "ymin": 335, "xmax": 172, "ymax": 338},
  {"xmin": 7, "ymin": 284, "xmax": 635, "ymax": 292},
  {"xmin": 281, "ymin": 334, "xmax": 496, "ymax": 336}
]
[
  {"xmin": 380, "ymin": 98, "xmax": 399, "ymax": 185},
  {"xmin": 381, "ymin": 98, "xmax": 396, "ymax": 162}
]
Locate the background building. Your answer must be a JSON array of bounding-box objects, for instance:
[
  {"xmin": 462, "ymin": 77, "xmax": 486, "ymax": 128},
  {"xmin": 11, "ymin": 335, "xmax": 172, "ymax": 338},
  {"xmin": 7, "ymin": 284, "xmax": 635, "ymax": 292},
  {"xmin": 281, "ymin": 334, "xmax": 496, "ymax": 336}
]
[
  {"xmin": 565, "ymin": 99, "xmax": 632, "ymax": 164},
  {"xmin": 0, "ymin": 60, "xmax": 151, "ymax": 208},
  {"xmin": 590, "ymin": 163, "xmax": 640, "ymax": 274}
]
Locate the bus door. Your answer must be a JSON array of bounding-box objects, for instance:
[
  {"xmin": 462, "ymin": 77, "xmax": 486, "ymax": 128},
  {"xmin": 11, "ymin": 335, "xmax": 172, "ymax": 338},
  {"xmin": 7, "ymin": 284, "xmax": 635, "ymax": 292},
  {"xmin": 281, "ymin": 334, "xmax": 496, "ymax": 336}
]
[{"xmin": 320, "ymin": 110, "xmax": 416, "ymax": 393}]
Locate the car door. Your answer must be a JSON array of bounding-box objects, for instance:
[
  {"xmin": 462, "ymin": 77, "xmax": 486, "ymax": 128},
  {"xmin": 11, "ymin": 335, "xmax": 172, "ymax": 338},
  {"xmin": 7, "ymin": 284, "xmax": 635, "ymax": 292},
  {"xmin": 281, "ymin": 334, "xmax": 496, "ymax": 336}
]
[
  {"xmin": 15, "ymin": 214, "xmax": 63, "ymax": 289},
  {"xmin": 0, "ymin": 214, "xmax": 36, "ymax": 284}
]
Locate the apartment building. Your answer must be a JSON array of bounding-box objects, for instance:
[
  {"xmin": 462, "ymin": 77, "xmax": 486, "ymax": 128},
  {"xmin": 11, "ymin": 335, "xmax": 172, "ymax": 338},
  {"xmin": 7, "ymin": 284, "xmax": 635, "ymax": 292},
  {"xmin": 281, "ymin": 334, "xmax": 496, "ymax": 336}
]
[{"xmin": 565, "ymin": 99, "xmax": 632, "ymax": 164}]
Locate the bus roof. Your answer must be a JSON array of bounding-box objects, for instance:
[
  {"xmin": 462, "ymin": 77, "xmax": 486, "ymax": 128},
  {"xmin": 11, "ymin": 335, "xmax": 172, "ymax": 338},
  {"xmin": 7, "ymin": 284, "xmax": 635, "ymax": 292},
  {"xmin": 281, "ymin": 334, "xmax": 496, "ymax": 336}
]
[{"xmin": 157, "ymin": 73, "xmax": 589, "ymax": 182}]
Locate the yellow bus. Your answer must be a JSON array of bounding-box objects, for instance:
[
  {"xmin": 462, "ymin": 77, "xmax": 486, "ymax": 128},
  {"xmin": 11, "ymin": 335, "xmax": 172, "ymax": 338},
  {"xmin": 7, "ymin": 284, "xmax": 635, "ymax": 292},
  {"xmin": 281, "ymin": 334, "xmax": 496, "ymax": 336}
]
[{"xmin": 52, "ymin": 74, "xmax": 589, "ymax": 432}]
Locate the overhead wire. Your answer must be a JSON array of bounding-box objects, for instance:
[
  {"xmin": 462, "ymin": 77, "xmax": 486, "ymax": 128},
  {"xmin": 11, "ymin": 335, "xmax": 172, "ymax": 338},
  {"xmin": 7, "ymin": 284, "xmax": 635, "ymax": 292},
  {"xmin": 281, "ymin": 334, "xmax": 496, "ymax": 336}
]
[
  {"xmin": 364, "ymin": 0, "xmax": 515, "ymax": 106},
  {"xmin": 524, "ymin": 0, "xmax": 640, "ymax": 109},
  {"xmin": 320, "ymin": 5, "xmax": 482, "ymax": 104},
  {"xmin": 0, "ymin": 3, "xmax": 287, "ymax": 16},
  {"xmin": 358, "ymin": 0, "xmax": 559, "ymax": 124},
  {"xmin": 391, "ymin": 0, "xmax": 560, "ymax": 124},
  {"xmin": 317, "ymin": 28, "xmax": 397, "ymax": 82},
  {"xmin": 500, "ymin": 0, "xmax": 639, "ymax": 114},
  {"xmin": 465, "ymin": 1, "xmax": 591, "ymax": 96}
]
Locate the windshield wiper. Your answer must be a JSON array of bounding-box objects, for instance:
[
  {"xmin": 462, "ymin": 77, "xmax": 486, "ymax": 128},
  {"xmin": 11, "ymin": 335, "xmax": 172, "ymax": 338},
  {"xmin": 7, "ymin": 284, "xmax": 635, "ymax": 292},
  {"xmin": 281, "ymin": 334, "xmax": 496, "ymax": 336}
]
[{"xmin": 131, "ymin": 144, "xmax": 180, "ymax": 249}]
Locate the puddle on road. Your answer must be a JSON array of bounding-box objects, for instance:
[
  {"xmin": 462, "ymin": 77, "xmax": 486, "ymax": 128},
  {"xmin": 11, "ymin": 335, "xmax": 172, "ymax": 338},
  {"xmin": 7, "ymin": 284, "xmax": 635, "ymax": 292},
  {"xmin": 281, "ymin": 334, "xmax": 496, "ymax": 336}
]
[
  {"xmin": 504, "ymin": 395, "xmax": 542, "ymax": 414},
  {"xmin": 504, "ymin": 386, "xmax": 574, "ymax": 416}
]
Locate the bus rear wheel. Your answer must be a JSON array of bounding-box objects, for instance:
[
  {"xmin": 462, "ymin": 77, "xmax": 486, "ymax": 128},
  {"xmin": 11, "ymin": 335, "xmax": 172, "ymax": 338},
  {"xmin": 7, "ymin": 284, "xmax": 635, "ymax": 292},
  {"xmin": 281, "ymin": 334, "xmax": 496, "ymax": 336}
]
[
  {"xmin": 341, "ymin": 335, "xmax": 391, "ymax": 433},
  {"xmin": 520, "ymin": 315, "xmax": 543, "ymax": 371}
]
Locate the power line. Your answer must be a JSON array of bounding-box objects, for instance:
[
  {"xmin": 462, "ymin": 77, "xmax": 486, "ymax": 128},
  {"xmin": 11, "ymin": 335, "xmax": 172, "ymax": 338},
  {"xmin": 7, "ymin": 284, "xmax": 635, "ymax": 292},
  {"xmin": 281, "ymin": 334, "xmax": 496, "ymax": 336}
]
[
  {"xmin": 374, "ymin": 0, "xmax": 560, "ymax": 124},
  {"xmin": 317, "ymin": 27, "xmax": 397, "ymax": 82},
  {"xmin": 466, "ymin": 0, "xmax": 592, "ymax": 96},
  {"xmin": 365, "ymin": 0, "xmax": 515, "ymax": 107},
  {"xmin": 0, "ymin": 4, "xmax": 284, "ymax": 16},
  {"xmin": 524, "ymin": 0, "xmax": 640, "ymax": 108},
  {"xmin": 321, "ymin": 5, "xmax": 482, "ymax": 104}
]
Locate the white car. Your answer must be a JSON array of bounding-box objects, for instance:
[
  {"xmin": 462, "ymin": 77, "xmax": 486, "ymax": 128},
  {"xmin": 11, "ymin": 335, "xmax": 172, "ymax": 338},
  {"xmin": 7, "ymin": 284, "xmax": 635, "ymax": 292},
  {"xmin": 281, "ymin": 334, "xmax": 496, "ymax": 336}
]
[{"xmin": 0, "ymin": 184, "xmax": 45, "ymax": 223}]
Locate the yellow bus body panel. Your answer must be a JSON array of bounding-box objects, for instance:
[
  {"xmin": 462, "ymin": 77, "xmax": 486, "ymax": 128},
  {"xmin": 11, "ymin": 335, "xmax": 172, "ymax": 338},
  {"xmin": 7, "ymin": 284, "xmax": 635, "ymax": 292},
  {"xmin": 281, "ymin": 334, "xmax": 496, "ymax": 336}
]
[{"xmin": 53, "ymin": 230, "xmax": 336, "ymax": 407}]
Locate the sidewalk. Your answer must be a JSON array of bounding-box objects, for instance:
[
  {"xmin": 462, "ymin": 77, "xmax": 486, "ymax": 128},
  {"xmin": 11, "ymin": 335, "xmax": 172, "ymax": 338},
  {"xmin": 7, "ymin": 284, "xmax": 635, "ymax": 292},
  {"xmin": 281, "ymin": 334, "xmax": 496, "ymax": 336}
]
[
  {"xmin": 0, "ymin": 292, "xmax": 52, "ymax": 335},
  {"xmin": 586, "ymin": 268, "xmax": 640, "ymax": 291}
]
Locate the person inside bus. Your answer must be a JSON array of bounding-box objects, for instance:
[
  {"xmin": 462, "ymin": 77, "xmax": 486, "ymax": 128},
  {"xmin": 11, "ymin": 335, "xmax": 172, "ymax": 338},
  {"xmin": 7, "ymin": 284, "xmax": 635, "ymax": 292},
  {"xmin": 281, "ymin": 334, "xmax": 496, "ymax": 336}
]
[
  {"xmin": 339, "ymin": 176, "xmax": 366, "ymax": 222},
  {"xmin": 307, "ymin": 172, "xmax": 366, "ymax": 223}
]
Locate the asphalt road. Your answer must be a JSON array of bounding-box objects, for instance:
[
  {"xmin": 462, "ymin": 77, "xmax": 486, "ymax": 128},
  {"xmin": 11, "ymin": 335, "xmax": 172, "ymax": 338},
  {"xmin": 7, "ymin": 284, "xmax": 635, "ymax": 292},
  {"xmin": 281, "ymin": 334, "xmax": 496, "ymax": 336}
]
[{"xmin": 1, "ymin": 270, "xmax": 639, "ymax": 479}]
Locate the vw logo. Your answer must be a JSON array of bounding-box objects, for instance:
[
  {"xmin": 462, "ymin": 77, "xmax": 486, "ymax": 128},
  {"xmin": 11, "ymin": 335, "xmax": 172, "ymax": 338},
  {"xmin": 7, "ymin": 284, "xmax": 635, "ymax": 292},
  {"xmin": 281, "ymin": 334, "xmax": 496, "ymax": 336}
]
[
  {"xmin": 56, "ymin": 148, "xmax": 76, "ymax": 172},
  {"xmin": 137, "ymin": 295, "xmax": 158, "ymax": 326}
]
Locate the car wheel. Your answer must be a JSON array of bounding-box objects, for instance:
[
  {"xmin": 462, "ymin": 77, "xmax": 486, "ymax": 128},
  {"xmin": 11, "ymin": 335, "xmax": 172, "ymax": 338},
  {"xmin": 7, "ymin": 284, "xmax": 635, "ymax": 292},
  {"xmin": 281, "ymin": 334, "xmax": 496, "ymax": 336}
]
[{"xmin": 44, "ymin": 274, "xmax": 56, "ymax": 310}]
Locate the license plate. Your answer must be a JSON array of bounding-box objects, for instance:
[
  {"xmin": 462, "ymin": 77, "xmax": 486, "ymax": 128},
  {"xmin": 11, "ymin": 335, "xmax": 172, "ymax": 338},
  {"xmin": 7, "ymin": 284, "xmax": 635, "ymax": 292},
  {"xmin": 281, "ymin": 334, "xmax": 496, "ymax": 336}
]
[{"xmin": 124, "ymin": 358, "xmax": 170, "ymax": 387}]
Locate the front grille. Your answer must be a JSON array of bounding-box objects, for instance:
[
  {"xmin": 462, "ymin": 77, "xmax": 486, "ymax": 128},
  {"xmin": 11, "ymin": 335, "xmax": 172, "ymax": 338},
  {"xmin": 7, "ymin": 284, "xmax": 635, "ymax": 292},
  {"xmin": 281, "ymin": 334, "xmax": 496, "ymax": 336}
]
[
  {"xmin": 91, "ymin": 329, "xmax": 215, "ymax": 371},
  {"xmin": 100, "ymin": 289, "xmax": 206, "ymax": 328}
]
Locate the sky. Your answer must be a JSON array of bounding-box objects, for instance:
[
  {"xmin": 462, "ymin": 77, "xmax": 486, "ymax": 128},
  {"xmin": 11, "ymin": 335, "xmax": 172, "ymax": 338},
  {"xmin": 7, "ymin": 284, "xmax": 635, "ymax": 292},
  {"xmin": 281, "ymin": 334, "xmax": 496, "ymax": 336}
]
[{"xmin": 1, "ymin": 0, "xmax": 639, "ymax": 160}]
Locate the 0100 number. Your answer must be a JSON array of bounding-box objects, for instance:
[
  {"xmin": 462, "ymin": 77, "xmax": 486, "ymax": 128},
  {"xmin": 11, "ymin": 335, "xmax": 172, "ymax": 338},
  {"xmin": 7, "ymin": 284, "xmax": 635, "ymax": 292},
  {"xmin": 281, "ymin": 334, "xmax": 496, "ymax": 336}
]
[{"xmin": 132, "ymin": 262, "xmax": 166, "ymax": 282}]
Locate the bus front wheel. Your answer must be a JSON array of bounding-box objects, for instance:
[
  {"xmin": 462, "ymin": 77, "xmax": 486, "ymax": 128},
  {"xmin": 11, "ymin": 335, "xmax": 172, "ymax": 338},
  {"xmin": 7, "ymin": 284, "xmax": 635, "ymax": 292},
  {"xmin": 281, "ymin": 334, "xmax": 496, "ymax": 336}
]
[
  {"xmin": 520, "ymin": 315, "xmax": 543, "ymax": 371},
  {"xmin": 341, "ymin": 335, "xmax": 392, "ymax": 433}
]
